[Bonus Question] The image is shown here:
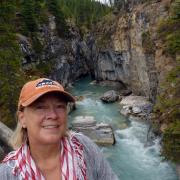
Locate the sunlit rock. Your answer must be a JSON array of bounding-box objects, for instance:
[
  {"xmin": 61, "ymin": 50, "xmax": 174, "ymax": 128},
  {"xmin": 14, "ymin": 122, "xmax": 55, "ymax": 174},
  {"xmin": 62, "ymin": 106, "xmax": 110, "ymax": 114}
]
[
  {"xmin": 71, "ymin": 116, "xmax": 115, "ymax": 145},
  {"xmin": 119, "ymin": 96, "xmax": 153, "ymax": 120}
]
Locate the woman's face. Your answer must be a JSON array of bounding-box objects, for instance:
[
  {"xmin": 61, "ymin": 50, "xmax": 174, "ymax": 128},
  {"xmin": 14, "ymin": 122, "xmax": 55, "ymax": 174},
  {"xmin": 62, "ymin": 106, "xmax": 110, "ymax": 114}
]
[{"xmin": 18, "ymin": 93, "xmax": 68, "ymax": 146}]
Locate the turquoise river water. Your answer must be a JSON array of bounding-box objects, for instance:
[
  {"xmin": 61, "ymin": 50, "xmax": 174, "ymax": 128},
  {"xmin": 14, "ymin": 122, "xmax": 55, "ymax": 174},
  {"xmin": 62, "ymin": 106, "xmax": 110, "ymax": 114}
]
[{"xmin": 68, "ymin": 76, "xmax": 178, "ymax": 180}]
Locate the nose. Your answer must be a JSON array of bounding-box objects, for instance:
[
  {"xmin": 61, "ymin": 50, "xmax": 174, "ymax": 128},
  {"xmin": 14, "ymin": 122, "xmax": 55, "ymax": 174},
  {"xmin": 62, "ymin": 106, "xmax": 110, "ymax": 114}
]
[{"xmin": 45, "ymin": 107, "xmax": 58, "ymax": 120}]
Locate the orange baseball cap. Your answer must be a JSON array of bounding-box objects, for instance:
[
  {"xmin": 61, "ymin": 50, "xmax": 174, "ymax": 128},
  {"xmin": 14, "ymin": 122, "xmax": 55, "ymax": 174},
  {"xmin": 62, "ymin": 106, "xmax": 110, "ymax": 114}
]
[{"xmin": 18, "ymin": 78, "xmax": 75, "ymax": 109}]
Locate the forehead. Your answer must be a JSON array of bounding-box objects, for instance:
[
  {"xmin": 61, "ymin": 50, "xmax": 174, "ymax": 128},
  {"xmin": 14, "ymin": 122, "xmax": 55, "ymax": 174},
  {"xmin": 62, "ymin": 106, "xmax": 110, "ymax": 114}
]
[{"xmin": 32, "ymin": 92, "xmax": 67, "ymax": 104}]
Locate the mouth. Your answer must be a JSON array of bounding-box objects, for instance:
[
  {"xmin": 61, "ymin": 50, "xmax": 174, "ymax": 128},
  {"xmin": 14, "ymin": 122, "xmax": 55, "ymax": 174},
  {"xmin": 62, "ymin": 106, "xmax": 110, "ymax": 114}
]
[{"xmin": 42, "ymin": 125, "xmax": 60, "ymax": 129}]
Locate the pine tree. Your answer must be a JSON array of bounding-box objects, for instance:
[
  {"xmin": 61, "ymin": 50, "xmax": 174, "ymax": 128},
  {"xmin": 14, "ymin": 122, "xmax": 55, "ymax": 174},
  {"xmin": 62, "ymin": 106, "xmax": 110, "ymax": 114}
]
[
  {"xmin": 0, "ymin": 1, "xmax": 26, "ymax": 128},
  {"xmin": 46, "ymin": 0, "xmax": 69, "ymax": 37},
  {"xmin": 21, "ymin": 0, "xmax": 38, "ymax": 34}
]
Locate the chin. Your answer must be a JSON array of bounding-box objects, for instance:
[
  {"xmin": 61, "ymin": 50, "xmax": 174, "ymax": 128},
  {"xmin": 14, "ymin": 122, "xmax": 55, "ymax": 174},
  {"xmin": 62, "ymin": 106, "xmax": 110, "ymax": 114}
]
[{"xmin": 43, "ymin": 135, "xmax": 61, "ymax": 144}]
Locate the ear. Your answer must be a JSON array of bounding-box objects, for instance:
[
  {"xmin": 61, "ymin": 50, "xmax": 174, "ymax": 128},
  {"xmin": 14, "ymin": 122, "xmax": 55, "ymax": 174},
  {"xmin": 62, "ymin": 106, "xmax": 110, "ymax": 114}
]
[{"xmin": 18, "ymin": 110, "xmax": 27, "ymax": 128}]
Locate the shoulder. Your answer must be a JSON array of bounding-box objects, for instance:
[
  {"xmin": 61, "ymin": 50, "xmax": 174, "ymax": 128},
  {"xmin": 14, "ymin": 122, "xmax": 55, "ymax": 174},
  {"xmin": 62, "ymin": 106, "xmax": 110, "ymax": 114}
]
[
  {"xmin": 0, "ymin": 161, "xmax": 18, "ymax": 180},
  {"xmin": 73, "ymin": 132, "xmax": 97, "ymax": 147},
  {"xmin": 72, "ymin": 132, "xmax": 100, "ymax": 153},
  {"xmin": 73, "ymin": 132, "xmax": 94, "ymax": 144},
  {"xmin": 72, "ymin": 132, "xmax": 119, "ymax": 180},
  {"xmin": 72, "ymin": 132, "xmax": 103, "ymax": 164}
]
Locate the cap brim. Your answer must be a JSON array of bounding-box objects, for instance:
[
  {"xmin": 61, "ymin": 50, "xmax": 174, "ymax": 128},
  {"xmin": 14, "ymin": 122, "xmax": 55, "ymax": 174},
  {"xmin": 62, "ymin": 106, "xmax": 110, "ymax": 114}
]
[{"xmin": 21, "ymin": 89, "xmax": 75, "ymax": 107}]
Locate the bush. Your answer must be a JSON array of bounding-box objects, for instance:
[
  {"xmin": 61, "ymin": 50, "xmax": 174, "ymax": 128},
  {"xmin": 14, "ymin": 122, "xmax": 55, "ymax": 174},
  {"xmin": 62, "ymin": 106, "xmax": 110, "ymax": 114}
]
[
  {"xmin": 154, "ymin": 58, "xmax": 180, "ymax": 162},
  {"xmin": 46, "ymin": 0, "xmax": 69, "ymax": 37},
  {"xmin": 157, "ymin": 0, "xmax": 180, "ymax": 56},
  {"xmin": 0, "ymin": 1, "xmax": 27, "ymax": 128},
  {"xmin": 142, "ymin": 31, "xmax": 155, "ymax": 54},
  {"xmin": 162, "ymin": 120, "xmax": 180, "ymax": 163}
]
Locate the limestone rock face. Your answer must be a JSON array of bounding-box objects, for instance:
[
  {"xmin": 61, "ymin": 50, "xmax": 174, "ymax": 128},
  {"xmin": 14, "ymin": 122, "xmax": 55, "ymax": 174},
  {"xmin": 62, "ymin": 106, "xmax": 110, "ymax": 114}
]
[
  {"xmin": 18, "ymin": 15, "xmax": 89, "ymax": 87},
  {"xmin": 93, "ymin": 0, "xmax": 173, "ymax": 102},
  {"xmin": 94, "ymin": 50, "xmax": 130, "ymax": 85},
  {"xmin": 71, "ymin": 116, "xmax": 115, "ymax": 145}
]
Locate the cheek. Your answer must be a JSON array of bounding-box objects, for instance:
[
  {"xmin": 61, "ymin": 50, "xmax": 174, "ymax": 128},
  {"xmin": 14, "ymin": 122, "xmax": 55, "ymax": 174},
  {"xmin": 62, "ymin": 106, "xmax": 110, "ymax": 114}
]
[
  {"xmin": 59, "ymin": 111, "xmax": 67, "ymax": 121},
  {"xmin": 26, "ymin": 115, "xmax": 43, "ymax": 131},
  {"xmin": 59, "ymin": 115, "xmax": 67, "ymax": 128}
]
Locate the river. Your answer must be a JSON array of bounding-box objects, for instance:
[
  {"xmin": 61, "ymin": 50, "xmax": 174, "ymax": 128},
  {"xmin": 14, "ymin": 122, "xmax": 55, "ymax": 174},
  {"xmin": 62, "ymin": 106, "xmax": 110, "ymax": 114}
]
[{"xmin": 68, "ymin": 76, "xmax": 178, "ymax": 180}]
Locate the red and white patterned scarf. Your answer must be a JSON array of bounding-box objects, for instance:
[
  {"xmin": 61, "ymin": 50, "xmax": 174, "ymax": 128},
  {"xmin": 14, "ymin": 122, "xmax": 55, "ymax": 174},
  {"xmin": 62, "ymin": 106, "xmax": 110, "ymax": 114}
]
[{"xmin": 2, "ymin": 133, "xmax": 87, "ymax": 180}]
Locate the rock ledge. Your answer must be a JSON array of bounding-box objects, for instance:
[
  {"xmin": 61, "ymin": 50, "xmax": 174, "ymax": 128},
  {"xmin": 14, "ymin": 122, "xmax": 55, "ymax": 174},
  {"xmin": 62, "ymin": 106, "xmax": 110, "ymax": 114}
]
[{"xmin": 72, "ymin": 116, "xmax": 115, "ymax": 145}]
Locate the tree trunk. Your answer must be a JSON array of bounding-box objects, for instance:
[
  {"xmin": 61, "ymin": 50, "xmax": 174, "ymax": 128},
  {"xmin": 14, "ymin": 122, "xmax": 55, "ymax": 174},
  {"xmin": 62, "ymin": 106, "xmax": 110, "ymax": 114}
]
[{"xmin": 0, "ymin": 121, "xmax": 13, "ymax": 147}]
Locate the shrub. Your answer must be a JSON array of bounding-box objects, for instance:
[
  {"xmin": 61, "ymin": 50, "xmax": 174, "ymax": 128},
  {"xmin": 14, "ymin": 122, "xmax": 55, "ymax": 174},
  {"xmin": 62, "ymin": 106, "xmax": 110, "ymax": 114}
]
[{"xmin": 142, "ymin": 31, "xmax": 155, "ymax": 54}]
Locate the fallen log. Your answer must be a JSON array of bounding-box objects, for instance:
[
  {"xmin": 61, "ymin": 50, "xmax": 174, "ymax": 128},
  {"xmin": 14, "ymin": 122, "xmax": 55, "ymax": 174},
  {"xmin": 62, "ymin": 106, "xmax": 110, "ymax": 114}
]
[{"xmin": 0, "ymin": 121, "xmax": 13, "ymax": 147}]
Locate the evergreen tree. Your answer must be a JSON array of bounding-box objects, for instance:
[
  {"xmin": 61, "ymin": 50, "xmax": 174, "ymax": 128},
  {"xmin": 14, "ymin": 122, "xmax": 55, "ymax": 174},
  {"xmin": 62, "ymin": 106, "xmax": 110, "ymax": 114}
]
[
  {"xmin": 46, "ymin": 0, "xmax": 69, "ymax": 37},
  {"xmin": 0, "ymin": 1, "xmax": 26, "ymax": 128},
  {"xmin": 21, "ymin": 0, "xmax": 38, "ymax": 34},
  {"xmin": 57, "ymin": 0, "xmax": 111, "ymax": 30}
]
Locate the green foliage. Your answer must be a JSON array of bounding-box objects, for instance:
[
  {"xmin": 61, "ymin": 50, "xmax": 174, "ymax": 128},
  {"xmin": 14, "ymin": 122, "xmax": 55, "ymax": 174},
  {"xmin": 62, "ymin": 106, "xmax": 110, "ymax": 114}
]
[
  {"xmin": 97, "ymin": 31, "xmax": 112, "ymax": 47},
  {"xmin": 46, "ymin": 0, "xmax": 69, "ymax": 37},
  {"xmin": 26, "ymin": 60, "xmax": 55, "ymax": 77},
  {"xmin": 154, "ymin": 58, "xmax": 180, "ymax": 162},
  {"xmin": 58, "ymin": 0, "xmax": 112, "ymax": 29},
  {"xmin": 162, "ymin": 120, "xmax": 180, "ymax": 162},
  {"xmin": 157, "ymin": 0, "xmax": 180, "ymax": 56},
  {"xmin": 166, "ymin": 32, "xmax": 180, "ymax": 54},
  {"xmin": 31, "ymin": 32, "xmax": 43, "ymax": 55},
  {"xmin": 95, "ymin": 13, "xmax": 116, "ymax": 48},
  {"xmin": 0, "ymin": 1, "xmax": 27, "ymax": 128},
  {"xmin": 171, "ymin": 0, "xmax": 180, "ymax": 20},
  {"xmin": 19, "ymin": 0, "xmax": 49, "ymax": 55},
  {"xmin": 21, "ymin": 0, "xmax": 38, "ymax": 34},
  {"xmin": 142, "ymin": 31, "xmax": 155, "ymax": 54},
  {"xmin": 154, "ymin": 2, "xmax": 180, "ymax": 162}
]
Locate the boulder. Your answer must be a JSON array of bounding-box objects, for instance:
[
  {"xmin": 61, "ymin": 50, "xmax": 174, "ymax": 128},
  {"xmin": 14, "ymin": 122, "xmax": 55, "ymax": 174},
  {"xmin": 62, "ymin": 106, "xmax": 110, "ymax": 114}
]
[
  {"xmin": 100, "ymin": 90, "xmax": 119, "ymax": 103},
  {"xmin": 120, "ymin": 105, "xmax": 131, "ymax": 116},
  {"xmin": 119, "ymin": 96, "xmax": 153, "ymax": 120},
  {"xmin": 71, "ymin": 116, "xmax": 115, "ymax": 145}
]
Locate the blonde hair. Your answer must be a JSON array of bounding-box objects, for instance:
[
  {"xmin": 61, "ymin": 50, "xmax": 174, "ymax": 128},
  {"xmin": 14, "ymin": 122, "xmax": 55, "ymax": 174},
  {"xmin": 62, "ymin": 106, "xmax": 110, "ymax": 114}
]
[{"xmin": 9, "ymin": 122, "xmax": 28, "ymax": 150}]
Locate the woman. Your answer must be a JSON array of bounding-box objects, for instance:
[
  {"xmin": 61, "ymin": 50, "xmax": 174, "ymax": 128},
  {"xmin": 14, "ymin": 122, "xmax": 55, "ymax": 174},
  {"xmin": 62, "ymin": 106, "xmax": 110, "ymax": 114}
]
[{"xmin": 0, "ymin": 78, "xmax": 118, "ymax": 180}]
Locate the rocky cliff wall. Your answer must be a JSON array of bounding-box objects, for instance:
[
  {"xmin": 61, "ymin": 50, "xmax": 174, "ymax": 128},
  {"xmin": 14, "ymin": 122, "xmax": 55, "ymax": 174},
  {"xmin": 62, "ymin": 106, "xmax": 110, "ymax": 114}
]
[
  {"xmin": 92, "ymin": 0, "xmax": 174, "ymax": 102},
  {"xmin": 19, "ymin": 15, "xmax": 89, "ymax": 87}
]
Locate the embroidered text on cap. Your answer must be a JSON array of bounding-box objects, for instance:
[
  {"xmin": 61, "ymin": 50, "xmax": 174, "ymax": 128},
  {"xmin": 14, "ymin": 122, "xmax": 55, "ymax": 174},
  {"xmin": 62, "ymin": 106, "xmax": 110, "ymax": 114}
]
[{"xmin": 36, "ymin": 79, "xmax": 56, "ymax": 88}]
